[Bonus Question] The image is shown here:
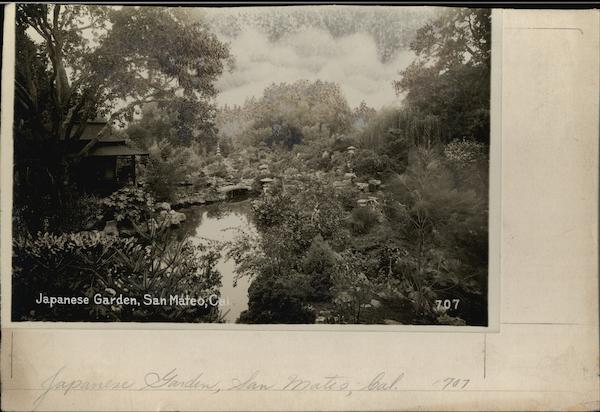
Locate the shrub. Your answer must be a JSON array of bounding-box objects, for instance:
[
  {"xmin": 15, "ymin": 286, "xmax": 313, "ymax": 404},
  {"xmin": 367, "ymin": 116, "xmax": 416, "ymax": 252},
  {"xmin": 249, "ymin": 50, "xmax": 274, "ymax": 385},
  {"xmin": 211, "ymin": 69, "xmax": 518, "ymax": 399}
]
[
  {"xmin": 352, "ymin": 149, "xmax": 394, "ymax": 179},
  {"xmin": 444, "ymin": 138, "xmax": 488, "ymax": 167},
  {"xmin": 251, "ymin": 190, "xmax": 291, "ymax": 229},
  {"xmin": 331, "ymin": 251, "xmax": 375, "ymax": 324},
  {"xmin": 349, "ymin": 207, "xmax": 379, "ymax": 234},
  {"xmin": 100, "ymin": 186, "xmax": 156, "ymax": 226},
  {"xmin": 12, "ymin": 231, "xmax": 131, "ymax": 321},
  {"xmin": 436, "ymin": 313, "xmax": 467, "ymax": 326},
  {"xmin": 330, "ymin": 135, "xmax": 355, "ymax": 152},
  {"xmin": 144, "ymin": 139, "xmax": 192, "ymax": 201},
  {"xmin": 12, "ymin": 226, "xmax": 223, "ymax": 322},
  {"xmin": 238, "ymin": 271, "xmax": 316, "ymax": 324},
  {"xmin": 72, "ymin": 195, "xmax": 104, "ymax": 230},
  {"xmin": 111, "ymin": 225, "xmax": 223, "ymax": 322},
  {"xmin": 49, "ymin": 193, "xmax": 104, "ymax": 233},
  {"xmin": 13, "ymin": 187, "xmax": 103, "ymax": 235},
  {"xmin": 334, "ymin": 186, "xmax": 360, "ymax": 212},
  {"xmin": 443, "ymin": 138, "xmax": 489, "ymax": 196},
  {"xmin": 301, "ymin": 236, "xmax": 338, "ymax": 301},
  {"xmin": 204, "ymin": 161, "xmax": 229, "ymax": 179}
]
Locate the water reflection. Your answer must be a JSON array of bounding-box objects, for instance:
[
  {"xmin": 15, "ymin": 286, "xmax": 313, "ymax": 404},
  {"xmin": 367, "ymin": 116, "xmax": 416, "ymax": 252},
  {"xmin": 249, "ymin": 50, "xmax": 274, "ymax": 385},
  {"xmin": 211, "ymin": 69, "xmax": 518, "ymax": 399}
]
[{"xmin": 177, "ymin": 200, "xmax": 256, "ymax": 323}]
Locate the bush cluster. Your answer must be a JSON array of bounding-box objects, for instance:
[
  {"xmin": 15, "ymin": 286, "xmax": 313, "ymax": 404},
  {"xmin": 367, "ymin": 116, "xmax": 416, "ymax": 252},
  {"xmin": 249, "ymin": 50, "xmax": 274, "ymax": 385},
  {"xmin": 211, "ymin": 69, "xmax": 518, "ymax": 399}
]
[{"xmin": 12, "ymin": 226, "xmax": 222, "ymax": 322}]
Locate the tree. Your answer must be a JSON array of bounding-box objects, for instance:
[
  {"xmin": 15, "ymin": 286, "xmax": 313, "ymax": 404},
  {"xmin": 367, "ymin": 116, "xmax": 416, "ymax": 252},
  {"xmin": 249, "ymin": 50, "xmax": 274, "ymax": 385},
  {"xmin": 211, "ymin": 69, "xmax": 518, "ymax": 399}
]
[
  {"xmin": 125, "ymin": 104, "xmax": 179, "ymax": 150},
  {"xmin": 352, "ymin": 101, "xmax": 376, "ymax": 129},
  {"xmin": 15, "ymin": 4, "xmax": 230, "ymax": 167},
  {"xmin": 144, "ymin": 139, "xmax": 193, "ymax": 201},
  {"xmin": 394, "ymin": 8, "xmax": 491, "ymax": 144},
  {"xmin": 355, "ymin": 107, "xmax": 417, "ymax": 173},
  {"xmin": 249, "ymin": 80, "xmax": 353, "ymax": 148},
  {"xmin": 301, "ymin": 235, "xmax": 338, "ymax": 301},
  {"xmin": 227, "ymin": 181, "xmax": 351, "ymax": 322},
  {"xmin": 384, "ymin": 146, "xmax": 485, "ymax": 319},
  {"xmin": 198, "ymin": 6, "xmax": 434, "ymax": 63},
  {"xmin": 332, "ymin": 250, "xmax": 375, "ymax": 324},
  {"xmin": 238, "ymin": 270, "xmax": 316, "ymax": 324},
  {"xmin": 125, "ymin": 102, "xmax": 219, "ymax": 151}
]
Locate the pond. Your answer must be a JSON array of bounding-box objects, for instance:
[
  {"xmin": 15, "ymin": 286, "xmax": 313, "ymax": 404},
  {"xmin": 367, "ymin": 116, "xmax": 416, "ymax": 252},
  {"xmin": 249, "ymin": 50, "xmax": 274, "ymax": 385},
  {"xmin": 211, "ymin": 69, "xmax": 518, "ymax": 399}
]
[{"xmin": 176, "ymin": 199, "xmax": 257, "ymax": 323}]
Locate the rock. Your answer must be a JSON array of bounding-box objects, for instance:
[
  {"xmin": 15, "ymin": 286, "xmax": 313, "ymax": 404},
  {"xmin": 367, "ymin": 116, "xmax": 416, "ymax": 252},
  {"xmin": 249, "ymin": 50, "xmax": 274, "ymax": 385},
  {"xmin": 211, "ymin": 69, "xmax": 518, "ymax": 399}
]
[
  {"xmin": 370, "ymin": 299, "xmax": 382, "ymax": 308},
  {"xmin": 357, "ymin": 196, "xmax": 379, "ymax": 209},
  {"xmin": 259, "ymin": 164, "xmax": 269, "ymax": 171},
  {"xmin": 259, "ymin": 179, "xmax": 274, "ymax": 194},
  {"xmin": 356, "ymin": 182, "xmax": 369, "ymax": 191},
  {"xmin": 160, "ymin": 210, "xmax": 186, "ymax": 226},
  {"xmin": 156, "ymin": 202, "xmax": 171, "ymax": 211},
  {"xmin": 102, "ymin": 220, "xmax": 119, "ymax": 236},
  {"xmin": 333, "ymin": 180, "xmax": 349, "ymax": 189},
  {"xmin": 170, "ymin": 210, "xmax": 186, "ymax": 225},
  {"xmin": 315, "ymin": 316, "xmax": 326, "ymax": 324},
  {"xmin": 344, "ymin": 172, "xmax": 357, "ymax": 180},
  {"xmin": 357, "ymin": 199, "xmax": 369, "ymax": 207},
  {"xmin": 322, "ymin": 151, "xmax": 330, "ymax": 159}
]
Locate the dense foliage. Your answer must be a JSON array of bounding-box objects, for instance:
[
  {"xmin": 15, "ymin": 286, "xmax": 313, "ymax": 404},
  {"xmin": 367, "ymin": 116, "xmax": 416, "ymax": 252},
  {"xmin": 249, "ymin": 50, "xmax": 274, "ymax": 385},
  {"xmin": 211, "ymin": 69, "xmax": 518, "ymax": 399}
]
[
  {"xmin": 12, "ymin": 227, "xmax": 222, "ymax": 322},
  {"xmin": 195, "ymin": 6, "xmax": 433, "ymax": 62},
  {"xmin": 394, "ymin": 9, "xmax": 491, "ymax": 144},
  {"xmin": 217, "ymin": 80, "xmax": 353, "ymax": 150},
  {"xmin": 100, "ymin": 186, "xmax": 156, "ymax": 224},
  {"xmin": 143, "ymin": 140, "xmax": 194, "ymax": 201},
  {"xmin": 214, "ymin": 8, "xmax": 491, "ymax": 325},
  {"xmin": 227, "ymin": 142, "xmax": 488, "ymax": 325},
  {"xmin": 15, "ymin": 5, "xmax": 230, "ymax": 144},
  {"xmin": 14, "ymin": 5, "xmax": 230, "ymax": 231},
  {"xmin": 12, "ymin": 5, "xmax": 490, "ymax": 326}
]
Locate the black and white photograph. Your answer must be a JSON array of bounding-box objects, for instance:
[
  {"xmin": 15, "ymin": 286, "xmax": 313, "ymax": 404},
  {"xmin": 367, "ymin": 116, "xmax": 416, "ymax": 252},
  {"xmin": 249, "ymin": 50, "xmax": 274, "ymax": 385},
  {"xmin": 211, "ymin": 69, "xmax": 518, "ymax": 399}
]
[{"xmin": 10, "ymin": 4, "xmax": 490, "ymax": 325}]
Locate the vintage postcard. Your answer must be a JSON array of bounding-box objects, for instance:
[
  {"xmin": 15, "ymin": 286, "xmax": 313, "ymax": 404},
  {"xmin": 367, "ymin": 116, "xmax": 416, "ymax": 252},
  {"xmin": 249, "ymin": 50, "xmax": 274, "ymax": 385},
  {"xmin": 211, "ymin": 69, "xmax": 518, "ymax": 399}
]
[
  {"xmin": 1, "ymin": 4, "xmax": 598, "ymax": 412},
  {"xmin": 7, "ymin": 4, "xmax": 493, "ymax": 328}
]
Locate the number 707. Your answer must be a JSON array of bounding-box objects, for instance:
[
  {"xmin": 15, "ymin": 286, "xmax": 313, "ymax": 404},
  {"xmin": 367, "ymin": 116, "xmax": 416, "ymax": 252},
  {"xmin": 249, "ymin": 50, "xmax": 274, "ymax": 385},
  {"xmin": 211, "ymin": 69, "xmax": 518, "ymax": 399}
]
[{"xmin": 435, "ymin": 299, "xmax": 460, "ymax": 310}]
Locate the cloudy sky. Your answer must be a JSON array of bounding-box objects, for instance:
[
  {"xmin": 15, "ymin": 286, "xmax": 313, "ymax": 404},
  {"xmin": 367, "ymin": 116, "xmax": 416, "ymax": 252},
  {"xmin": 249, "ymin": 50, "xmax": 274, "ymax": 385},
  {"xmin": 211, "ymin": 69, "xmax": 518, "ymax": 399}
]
[{"xmin": 194, "ymin": 6, "xmax": 435, "ymax": 110}]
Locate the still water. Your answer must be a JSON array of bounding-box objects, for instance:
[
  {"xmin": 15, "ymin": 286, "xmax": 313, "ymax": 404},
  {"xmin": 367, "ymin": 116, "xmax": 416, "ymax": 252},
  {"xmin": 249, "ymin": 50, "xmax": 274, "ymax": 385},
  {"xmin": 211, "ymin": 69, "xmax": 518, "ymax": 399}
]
[{"xmin": 177, "ymin": 200, "xmax": 256, "ymax": 323}]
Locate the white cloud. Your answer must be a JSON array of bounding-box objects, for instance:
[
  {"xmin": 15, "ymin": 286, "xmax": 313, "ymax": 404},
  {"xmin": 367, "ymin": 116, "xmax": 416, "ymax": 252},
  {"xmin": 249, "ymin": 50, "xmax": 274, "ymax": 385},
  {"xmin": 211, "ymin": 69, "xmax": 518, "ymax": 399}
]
[{"xmin": 214, "ymin": 27, "xmax": 414, "ymax": 110}]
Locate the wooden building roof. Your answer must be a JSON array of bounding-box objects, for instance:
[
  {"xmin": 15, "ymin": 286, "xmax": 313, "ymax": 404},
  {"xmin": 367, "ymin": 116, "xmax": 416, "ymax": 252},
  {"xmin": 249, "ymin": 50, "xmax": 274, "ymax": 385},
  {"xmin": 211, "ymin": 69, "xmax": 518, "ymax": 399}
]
[
  {"xmin": 62, "ymin": 120, "xmax": 148, "ymax": 157},
  {"xmin": 89, "ymin": 144, "xmax": 149, "ymax": 157},
  {"xmin": 62, "ymin": 138, "xmax": 149, "ymax": 158}
]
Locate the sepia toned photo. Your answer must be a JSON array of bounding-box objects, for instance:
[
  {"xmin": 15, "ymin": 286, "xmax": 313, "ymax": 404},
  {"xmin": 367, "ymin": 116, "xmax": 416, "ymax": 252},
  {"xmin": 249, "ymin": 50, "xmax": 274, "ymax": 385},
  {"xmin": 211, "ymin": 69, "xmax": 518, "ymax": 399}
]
[{"xmin": 10, "ymin": 4, "xmax": 490, "ymax": 325}]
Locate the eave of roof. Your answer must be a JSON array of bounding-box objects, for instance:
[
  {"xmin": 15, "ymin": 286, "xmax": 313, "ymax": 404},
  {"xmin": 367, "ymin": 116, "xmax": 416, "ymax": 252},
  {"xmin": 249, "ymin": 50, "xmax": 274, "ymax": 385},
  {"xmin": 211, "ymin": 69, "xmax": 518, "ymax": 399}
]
[{"xmin": 88, "ymin": 145, "xmax": 149, "ymax": 157}]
